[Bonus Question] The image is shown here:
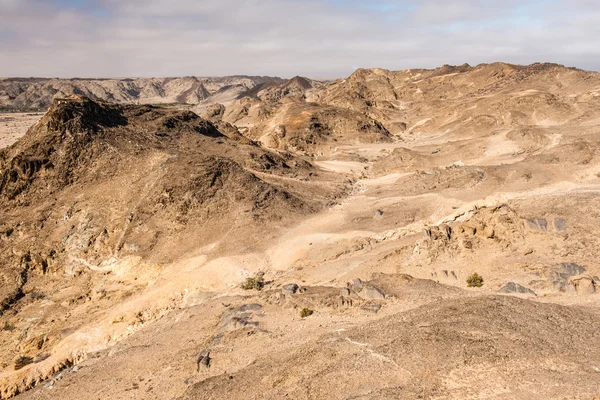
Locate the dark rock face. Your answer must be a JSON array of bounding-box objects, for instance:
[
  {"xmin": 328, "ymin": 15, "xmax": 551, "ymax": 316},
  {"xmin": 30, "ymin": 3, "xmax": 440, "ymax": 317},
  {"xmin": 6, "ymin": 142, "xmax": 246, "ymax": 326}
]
[
  {"xmin": 549, "ymin": 263, "xmax": 586, "ymax": 291},
  {"xmin": 196, "ymin": 350, "xmax": 211, "ymax": 371},
  {"xmin": 498, "ymin": 282, "xmax": 536, "ymax": 295},
  {"xmin": 359, "ymin": 285, "xmax": 385, "ymax": 300},
  {"xmin": 282, "ymin": 284, "xmax": 299, "ymax": 296},
  {"xmin": 0, "ymin": 96, "xmax": 225, "ymax": 201}
]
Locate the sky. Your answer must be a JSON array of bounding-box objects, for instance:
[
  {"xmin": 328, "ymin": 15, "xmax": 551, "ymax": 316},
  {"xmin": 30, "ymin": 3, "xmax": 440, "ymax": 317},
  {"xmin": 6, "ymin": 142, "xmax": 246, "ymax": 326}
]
[{"xmin": 0, "ymin": 0, "xmax": 599, "ymax": 78}]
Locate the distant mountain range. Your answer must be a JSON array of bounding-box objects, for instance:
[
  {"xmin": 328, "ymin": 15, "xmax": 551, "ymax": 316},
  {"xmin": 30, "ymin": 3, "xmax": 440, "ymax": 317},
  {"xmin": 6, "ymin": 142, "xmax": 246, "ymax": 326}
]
[{"xmin": 0, "ymin": 76, "xmax": 284, "ymax": 111}]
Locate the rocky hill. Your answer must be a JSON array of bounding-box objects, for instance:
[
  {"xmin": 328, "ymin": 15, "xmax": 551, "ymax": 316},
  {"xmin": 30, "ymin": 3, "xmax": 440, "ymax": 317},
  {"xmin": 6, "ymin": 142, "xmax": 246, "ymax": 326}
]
[
  {"xmin": 0, "ymin": 96, "xmax": 346, "ymax": 397},
  {"xmin": 316, "ymin": 62, "xmax": 600, "ymax": 136},
  {"xmin": 2, "ymin": 63, "xmax": 600, "ymax": 399}
]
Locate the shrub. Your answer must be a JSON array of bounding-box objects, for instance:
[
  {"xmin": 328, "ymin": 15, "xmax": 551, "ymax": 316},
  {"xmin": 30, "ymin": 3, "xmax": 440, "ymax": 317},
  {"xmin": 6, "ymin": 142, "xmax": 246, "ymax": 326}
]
[
  {"xmin": 241, "ymin": 274, "xmax": 265, "ymax": 291},
  {"xmin": 300, "ymin": 308, "xmax": 313, "ymax": 318},
  {"xmin": 467, "ymin": 273, "xmax": 484, "ymax": 288}
]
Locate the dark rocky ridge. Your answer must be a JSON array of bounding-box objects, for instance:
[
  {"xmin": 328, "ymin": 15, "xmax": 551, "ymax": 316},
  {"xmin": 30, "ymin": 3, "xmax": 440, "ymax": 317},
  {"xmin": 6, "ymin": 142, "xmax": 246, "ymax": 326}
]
[{"xmin": 0, "ymin": 95, "xmax": 344, "ymax": 355}]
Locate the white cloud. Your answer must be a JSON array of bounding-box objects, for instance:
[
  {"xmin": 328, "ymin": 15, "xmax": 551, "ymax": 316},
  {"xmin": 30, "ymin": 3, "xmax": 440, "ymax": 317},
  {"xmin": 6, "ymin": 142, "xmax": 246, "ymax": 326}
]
[{"xmin": 0, "ymin": 0, "xmax": 598, "ymax": 78}]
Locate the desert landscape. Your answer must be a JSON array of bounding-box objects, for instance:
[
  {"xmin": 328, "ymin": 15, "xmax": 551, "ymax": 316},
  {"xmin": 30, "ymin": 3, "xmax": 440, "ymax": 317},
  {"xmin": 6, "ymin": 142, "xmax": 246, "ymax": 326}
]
[{"xmin": 0, "ymin": 62, "xmax": 600, "ymax": 399}]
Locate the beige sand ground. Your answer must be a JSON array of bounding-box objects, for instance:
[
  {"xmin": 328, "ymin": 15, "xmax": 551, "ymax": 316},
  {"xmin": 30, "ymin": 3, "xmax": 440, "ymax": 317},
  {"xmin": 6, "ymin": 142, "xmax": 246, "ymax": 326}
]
[{"xmin": 0, "ymin": 113, "xmax": 42, "ymax": 149}]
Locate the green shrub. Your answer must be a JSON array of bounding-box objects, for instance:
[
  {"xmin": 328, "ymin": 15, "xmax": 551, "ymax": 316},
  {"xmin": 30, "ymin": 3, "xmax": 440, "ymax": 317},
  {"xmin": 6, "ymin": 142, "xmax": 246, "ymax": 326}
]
[
  {"xmin": 300, "ymin": 308, "xmax": 314, "ymax": 318},
  {"xmin": 241, "ymin": 275, "xmax": 265, "ymax": 291},
  {"xmin": 467, "ymin": 273, "xmax": 484, "ymax": 288}
]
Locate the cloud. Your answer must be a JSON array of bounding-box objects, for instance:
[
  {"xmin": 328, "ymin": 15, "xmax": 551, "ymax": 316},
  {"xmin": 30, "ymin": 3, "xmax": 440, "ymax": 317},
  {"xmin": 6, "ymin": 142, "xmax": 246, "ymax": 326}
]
[{"xmin": 0, "ymin": 0, "xmax": 598, "ymax": 78}]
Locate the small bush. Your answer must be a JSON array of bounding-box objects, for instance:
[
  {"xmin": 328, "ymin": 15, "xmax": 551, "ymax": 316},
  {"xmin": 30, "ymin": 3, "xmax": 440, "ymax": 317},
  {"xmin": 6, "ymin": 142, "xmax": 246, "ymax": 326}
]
[
  {"xmin": 467, "ymin": 273, "xmax": 484, "ymax": 288},
  {"xmin": 30, "ymin": 291, "xmax": 45, "ymax": 300},
  {"xmin": 300, "ymin": 308, "xmax": 313, "ymax": 318},
  {"xmin": 241, "ymin": 275, "xmax": 265, "ymax": 291}
]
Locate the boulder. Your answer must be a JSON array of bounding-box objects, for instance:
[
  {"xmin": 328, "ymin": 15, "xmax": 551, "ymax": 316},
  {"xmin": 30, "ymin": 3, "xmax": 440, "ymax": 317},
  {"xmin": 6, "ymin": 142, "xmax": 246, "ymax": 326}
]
[
  {"xmin": 553, "ymin": 218, "xmax": 567, "ymax": 231},
  {"xmin": 549, "ymin": 263, "xmax": 586, "ymax": 291},
  {"xmin": 569, "ymin": 275, "xmax": 597, "ymax": 295},
  {"xmin": 498, "ymin": 282, "xmax": 536, "ymax": 295},
  {"xmin": 526, "ymin": 218, "xmax": 547, "ymax": 232},
  {"xmin": 359, "ymin": 285, "xmax": 385, "ymax": 300},
  {"xmin": 196, "ymin": 350, "xmax": 211, "ymax": 371},
  {"xmin": 361, "ymin": 303, "xmax": 382, "ymax": 313},
  {"xmin": 352, "ymin": 278, "xmax": 364, "ymax": 292},
  {"xmin": 337, "ymin": 296, "xmax": 353, "ymax": 309},
  {"xmin": 282, "ymin": 283, "xmax": 299, "ymax": 296}
]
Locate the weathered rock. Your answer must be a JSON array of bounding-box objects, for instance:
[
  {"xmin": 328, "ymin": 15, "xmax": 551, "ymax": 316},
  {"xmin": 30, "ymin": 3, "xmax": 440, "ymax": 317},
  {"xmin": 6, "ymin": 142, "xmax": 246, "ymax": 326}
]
[
  {"xmin": 13, "ymin": 355, "xmax": 34, "ymax": 371},
  {"xmin": 218, "ymin": 304, "xmax": 262, "ymax": 333},
  {"xmin": 359, "ymin": 285, "xmax": 385, "ymax": 300},
  {"xmin": 422, "ymin": 228, "xmax": 432, "ymax": 240},
  {"xmin": 553, "ymin": 218, "xmax": 567, "ymax": 231},
  {"xmin": 274, "ymin": 125, "xmax": 286, "ymax": 138},
  {"xmin": 441, "ymin": 224, "xmax": 452, "ymax": 240},
  {"xmin": 498, "ymin": 282, "xmax": 536, "ymax": 295},
  {"xmin": 482, "ymin": 226, "xmax": 495, "ymax": 239},
  {"xmin": 277, "ymin": 293, "xmax": 285, "ymax": 304},
  {"xmin": 337, "ymin": 296, "xmax": 353, "ymax": 309},
  {"xmin": 220, "ymin": 316, "xmax": 259, "ymax": 332},
  {"xmin": 282, "ymin": 283, "xmax": 299, "ymax": 296},
  {"xmin": 549, "ymin": 263, "xmax": 586, "ymax": 291},
  {"xmin": 352, "ymin": 278, "xmax": 364, "ymax": 292},
  {"xmin": 361, "ymin": 303, "xmax": 382, "ymax": 313},
  {"xmin": 201, "ymin": 104, "xmax": 225, "ymax": 121},
  {"xmin": 526, "ymin": 218, "xmax": 548, "ymax": 232},
  {"xmin": 340, "ymin": 288, "xmax": 351, "ymax": 297},
  {"xmin": 196, "ymin": 350, "xmax": 211, "ymax": 371},
  {"xmin": 456, "ymin": 224, "xmax": 476, "ymax": 236},
  {"xmin": 236, "ymin": 304, "xmax": 262, "ymax": 312},
  {"xmin": 569, "ymin": 276, "xmax": 597, "ymax": 295}
]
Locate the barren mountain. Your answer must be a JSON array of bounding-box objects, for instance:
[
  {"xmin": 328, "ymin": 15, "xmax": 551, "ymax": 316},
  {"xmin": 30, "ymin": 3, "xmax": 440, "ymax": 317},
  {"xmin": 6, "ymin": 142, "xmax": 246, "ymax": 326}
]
[
  {"xmin": 0, "ymin": 76, "xmax": 284, "ymax": 112},
  {"xmin": 1, "ymin": 63, "xmax": 600, "ymax": 399}
]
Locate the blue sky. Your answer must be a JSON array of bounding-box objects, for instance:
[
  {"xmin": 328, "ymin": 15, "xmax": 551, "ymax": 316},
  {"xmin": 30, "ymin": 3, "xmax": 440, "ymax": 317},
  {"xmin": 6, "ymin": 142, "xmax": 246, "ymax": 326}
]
[{"xmin": 0, "ymin": 0, "xmax": 598, "ymax": 78}]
